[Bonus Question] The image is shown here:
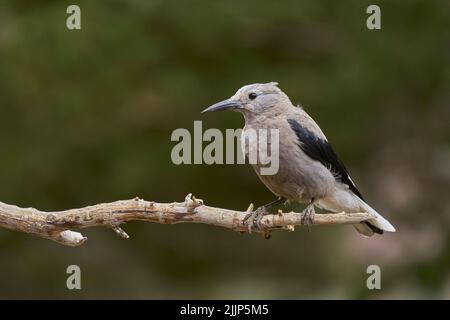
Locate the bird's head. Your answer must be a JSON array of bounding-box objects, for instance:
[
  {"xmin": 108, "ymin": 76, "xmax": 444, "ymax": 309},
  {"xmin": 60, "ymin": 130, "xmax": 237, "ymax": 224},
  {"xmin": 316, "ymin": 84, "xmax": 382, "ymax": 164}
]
[{"xmin": 202, "ymin": 82, "xmax": 291, "ymax": 117}]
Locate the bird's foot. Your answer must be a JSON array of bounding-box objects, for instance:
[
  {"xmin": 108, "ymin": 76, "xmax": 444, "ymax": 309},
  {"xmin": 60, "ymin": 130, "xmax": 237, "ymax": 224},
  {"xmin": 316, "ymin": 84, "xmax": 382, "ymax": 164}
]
[
  {"xmin": 301, "ymin": 204, "xmax": 315, "ymax": 228},
  {"xmin": 243, "ymin": 206, "xmax": 270, "ymax": 233}
]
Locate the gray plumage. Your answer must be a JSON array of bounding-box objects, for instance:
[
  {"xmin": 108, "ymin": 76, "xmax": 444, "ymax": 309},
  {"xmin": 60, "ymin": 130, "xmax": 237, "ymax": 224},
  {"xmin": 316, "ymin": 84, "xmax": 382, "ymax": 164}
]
[{"xmin": 202, "ymin": 82, "xmax": 395, "ymax": 236}]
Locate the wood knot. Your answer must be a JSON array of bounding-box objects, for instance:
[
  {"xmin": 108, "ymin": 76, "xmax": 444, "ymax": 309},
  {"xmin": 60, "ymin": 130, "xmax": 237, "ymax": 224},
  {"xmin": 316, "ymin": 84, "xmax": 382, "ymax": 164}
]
[
  {"xmin": 63, "ymin": 214, "xmax": 81, "ymax": 226},
  {"xmin": 46, "ymin": 214, "xmax": 57, "ymax": 224},
  {"xmin": 184, "ymin": 193, "xmax": 203, "ymax": 212}
]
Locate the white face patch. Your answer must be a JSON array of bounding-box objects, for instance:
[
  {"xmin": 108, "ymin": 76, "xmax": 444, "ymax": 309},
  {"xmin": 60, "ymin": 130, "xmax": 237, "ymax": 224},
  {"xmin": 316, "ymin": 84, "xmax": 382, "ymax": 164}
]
[{"xmin": 234, "ymin": 83, "xmax": 280, "ymax": 100}]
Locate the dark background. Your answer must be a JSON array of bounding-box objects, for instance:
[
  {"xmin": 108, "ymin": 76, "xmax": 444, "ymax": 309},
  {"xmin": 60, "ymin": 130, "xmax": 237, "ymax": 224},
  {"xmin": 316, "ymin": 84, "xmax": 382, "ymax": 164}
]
[{"xmin": 0, "ymin": 0, "xmax": 449, "ymax": 299}]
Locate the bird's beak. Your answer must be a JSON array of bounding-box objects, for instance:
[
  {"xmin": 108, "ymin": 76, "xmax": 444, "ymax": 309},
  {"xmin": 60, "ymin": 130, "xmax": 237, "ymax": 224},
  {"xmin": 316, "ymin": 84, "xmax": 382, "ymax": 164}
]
[{"xmin": 201, "ymin": 99, "xmax": 242, "ymax": 114}]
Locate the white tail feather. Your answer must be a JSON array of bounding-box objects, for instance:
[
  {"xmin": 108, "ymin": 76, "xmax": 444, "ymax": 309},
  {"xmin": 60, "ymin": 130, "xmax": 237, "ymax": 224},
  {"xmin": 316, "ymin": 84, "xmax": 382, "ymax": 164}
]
[{"xmin": 359, "ymin": 200, "xmax": 396, "ymax": 233}]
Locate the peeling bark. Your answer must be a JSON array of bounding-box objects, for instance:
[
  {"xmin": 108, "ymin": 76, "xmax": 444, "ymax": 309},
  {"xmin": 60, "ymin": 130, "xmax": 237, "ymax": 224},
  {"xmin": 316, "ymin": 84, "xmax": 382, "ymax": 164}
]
[{"xmin": 0, "ymin": 194, "xmax": 373, "ymax": 246}]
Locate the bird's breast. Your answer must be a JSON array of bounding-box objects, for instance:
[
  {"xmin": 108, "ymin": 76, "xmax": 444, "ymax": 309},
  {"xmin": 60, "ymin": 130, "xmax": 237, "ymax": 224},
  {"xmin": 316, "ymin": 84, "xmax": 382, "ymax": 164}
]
[{"xmin": 242, "ymin": 120, "xmax": 335, "ymax": 202}]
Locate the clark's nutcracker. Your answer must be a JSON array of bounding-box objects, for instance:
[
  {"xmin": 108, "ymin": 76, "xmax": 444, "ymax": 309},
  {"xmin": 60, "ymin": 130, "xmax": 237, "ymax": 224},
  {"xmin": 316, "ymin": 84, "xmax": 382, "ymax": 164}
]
[{"xmin": 202, "ymin": 82, "xmax": 396, "ymax": 236}]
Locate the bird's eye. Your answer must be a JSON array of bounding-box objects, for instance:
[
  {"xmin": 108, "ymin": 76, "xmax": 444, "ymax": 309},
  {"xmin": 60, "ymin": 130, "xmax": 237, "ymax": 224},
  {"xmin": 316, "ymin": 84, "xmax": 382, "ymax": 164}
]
[{"xmin": 248, "ymin": 92, "xmax": 258, "ymax": 100}]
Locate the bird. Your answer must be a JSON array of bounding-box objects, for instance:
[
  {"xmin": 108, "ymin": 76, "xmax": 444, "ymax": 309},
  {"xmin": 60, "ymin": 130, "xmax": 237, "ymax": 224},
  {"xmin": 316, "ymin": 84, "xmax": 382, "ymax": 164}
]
[{"xmin": 201, "ymin": 82, "xmax": 396, "ymax": 237}]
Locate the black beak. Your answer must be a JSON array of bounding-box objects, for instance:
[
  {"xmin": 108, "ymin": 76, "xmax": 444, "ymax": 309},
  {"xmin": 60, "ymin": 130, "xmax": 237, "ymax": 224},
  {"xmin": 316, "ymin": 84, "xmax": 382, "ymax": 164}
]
[{"xmin": 201, "ymin": 99, "xmax": 242, "ymax": 114}]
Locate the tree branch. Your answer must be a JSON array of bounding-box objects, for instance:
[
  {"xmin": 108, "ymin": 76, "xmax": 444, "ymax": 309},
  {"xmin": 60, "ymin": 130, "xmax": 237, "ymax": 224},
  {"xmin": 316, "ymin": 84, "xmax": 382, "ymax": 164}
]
[{"xmin": 0, "ymin": 194, "xmax": 374, "ymax": 246}]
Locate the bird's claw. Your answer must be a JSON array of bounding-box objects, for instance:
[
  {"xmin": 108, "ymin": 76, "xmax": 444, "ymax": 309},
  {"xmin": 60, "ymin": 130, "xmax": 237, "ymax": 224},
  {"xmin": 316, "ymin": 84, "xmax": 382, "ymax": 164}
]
[
  {"xmin": 243, "ymin": 206, "xmax": 268, "ymax": 233},
  {"xmin": 301, "ymin": 204, "xmax": 315, "ymax": 230}
]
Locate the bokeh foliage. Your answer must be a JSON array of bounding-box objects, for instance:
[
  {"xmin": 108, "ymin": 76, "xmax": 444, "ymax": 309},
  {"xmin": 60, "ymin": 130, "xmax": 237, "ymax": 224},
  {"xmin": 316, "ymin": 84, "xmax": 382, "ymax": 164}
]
[{"xmin": 0, "ymin": 0, "xmax": 449, "ymax": 298}]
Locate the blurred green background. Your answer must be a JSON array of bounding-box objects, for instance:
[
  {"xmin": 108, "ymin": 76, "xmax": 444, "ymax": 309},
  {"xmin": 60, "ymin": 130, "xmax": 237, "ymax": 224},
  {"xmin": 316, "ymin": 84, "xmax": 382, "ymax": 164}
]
[{"xmin": 0, "ymin": 0, "xmax": 449, "ymax": 299}]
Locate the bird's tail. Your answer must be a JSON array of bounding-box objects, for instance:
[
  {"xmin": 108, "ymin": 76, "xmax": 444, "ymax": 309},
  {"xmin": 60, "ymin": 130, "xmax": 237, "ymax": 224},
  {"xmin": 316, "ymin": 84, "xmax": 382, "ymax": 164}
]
[{"xmin": 353, "ymin": 200, "xmax": 396, "ymax": 237}]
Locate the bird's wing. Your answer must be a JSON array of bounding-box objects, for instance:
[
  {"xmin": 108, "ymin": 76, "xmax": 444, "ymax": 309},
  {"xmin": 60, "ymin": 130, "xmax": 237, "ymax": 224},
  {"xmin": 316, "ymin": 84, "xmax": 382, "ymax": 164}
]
[{"xmin": 287, "ymin": 116, "xmax": 364, "ymax": 200}]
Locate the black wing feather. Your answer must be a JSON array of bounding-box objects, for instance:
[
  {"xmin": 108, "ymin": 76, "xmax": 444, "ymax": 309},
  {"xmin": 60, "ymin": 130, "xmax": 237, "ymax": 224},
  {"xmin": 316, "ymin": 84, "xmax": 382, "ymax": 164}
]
[{"xmin": 287, "ymin": 118, "xmax": 364, "ymax": 200}]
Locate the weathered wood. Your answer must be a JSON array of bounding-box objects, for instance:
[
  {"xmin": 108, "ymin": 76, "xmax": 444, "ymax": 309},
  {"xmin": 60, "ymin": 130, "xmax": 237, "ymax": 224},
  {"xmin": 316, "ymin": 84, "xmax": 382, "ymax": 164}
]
[{"xmin": 0, "ymin": 194, "xmax": 374, "ymax": 246}]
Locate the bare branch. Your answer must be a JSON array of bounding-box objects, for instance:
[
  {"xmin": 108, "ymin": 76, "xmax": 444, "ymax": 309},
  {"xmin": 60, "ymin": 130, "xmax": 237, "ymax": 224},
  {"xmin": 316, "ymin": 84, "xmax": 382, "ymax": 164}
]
[{"xmin": 0, "ymin": 194, "xmax": 374, "ymax": 246}]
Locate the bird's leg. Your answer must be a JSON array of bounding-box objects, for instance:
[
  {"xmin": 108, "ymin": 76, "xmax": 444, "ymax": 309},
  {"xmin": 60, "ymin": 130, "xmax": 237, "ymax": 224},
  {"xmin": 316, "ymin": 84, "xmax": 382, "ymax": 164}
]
[
  {"xmin": 243, "ymin": 197, "xmax": 286, "ymax": 231},
  {"xmin": 301, "ymin": 198, "xmax": 316, "ymax": 229}
]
